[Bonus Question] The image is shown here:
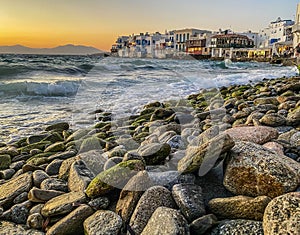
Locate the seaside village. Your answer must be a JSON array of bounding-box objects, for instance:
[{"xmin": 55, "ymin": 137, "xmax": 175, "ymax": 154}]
[{"xmin": 111, "ymin": 4, "xmax": 300, "ymax": 62}]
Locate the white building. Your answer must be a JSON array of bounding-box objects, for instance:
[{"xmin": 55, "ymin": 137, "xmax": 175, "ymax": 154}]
[
  {"xmin": 258, "ymin": 17, "xmax": 294, "ymax": 48},
  {"xmin": 174, "ymin": 28, "xmax": 211, "ymax": 52},
  {"xmin": 239, "ymin": 31, "xmax": 259, "ymax": 47}
]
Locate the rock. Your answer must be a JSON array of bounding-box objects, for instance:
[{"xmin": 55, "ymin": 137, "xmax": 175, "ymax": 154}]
[
  {"xmin": 148, "ymin": 171, "xmax": 196, "ymax": 190},
  {"xmin": 45, "ymin": 122, "xmax": 69, "ymax": 131},
  {"xmin": 209, "ymin": 195, "xmax": 271, "ymax": 220},
  {"xmin": 9, "ymin": 160, "xmax": 25, "ymax": 171},
  {"xmin": 0, "ymin": 154, "xmax": 11, "ymax": 170},
  {"xmin": 18, "ymin": 141, "xmax": 51, "ymax": 153},
  {"xmin": 263, "ymin": 142, "xmax": 284, "ymax": 155},
  {"xmin": 48, "ymin": 150, "xmax": 77, "ymax": 161},
  {"xmin": 27, "ymin": 135, "xmax": 49, "ymax": 145},
  {"xmin": 103, "ymin": 157, "xmax": 123, "ymax": 171},
  {"xmin": 188, "ymin": 126, "xmax": 219, "ymax": 147},
  {"xmin": 116, "ymin": 137, "xmax": 140, "ymax": 151},
  {"xmin": 47, "ymin": 205, "xmax": 94, "ymax": 235},
  {"xmin": 116, "ymin": 171, "xmax": 153, "ymax": 223},
  {"xmin": 167, "ymin": 135, "xmax": 186, "ymax": 149},
  {"xmin": 259, "ymin": 113, "xmax": 286, "ymax": 127},
  {"xmin": 27, "ymin": 213, "xmax": 44, "ymax": 229},
  {"xmin": 85, "ymin": 160, "xmax": 145, "ymax": 198},
  {"xmin": 28, "ymin": 187, "xmax": 65, "ymax": 203},
  {"xmin": 88, "ymin": 197, "xmax": 110, "ymax": 210},
  {"xmin": 224, "ymin": 126, "xmax": 279, "ymax": 144},
  {"xmin": 0, "ymin": 172, "xmax": 32, "ymax": 208},
  {"xmin": 11, "ymin": 203, "xmax": 29, "ymax": 224},
  {"xmin": 189, "ymin": 214, "xmax": 218, "ymax": 235},
  {"xmin": 33, "ymin": 170, "xmax": 49, "ymax": 187},
  {"xmin": 141, "ymin": 207, "xmax": 190, "ymax": 235},
  {"xmin": 0, "ymin": 169, "xmax": 15, "ymax": 180},
  {"xmin": 66, "ymin": 129, "xmax": 90, "ymax": 142},
  {"xmin": 210, "ymin": 219, "xmax": 263, "ymax": 235},
  {"xmin": 83, "ymin": 210, "xmax": 122, "ymax": 235},
  {"xmin": 58, "ymin": 156, "xmax": 81, "ymax": 180},
  {"xmin": 286, "ymin": 106, "xmax": 300, "ymax": 126},
  {"xmin": 137, "ymin": 143, "xmax": 171, "ymax": 165},
  {"xmin": 254, "ymin": 97, "xmax": 279, "ymax": 106},
  {"xmin": 223, "ymin": 141, "xmax": 300, "ymax": 198},
  {"xmin": 79, "ymin": 136, "xmax": 105, "ymax": 153},
  {"xmin": 45, "ymin": 159, "xmax": 63, "ymax": 175},
  {"xmin": 40, "ymin": 178, "xmax": 68, "ymax": 192},
  {"xmin": 108, "ymin": 146, "xmax": 127, "ymax": 158},
  {"xmin": 44, "ymin": 142, "xmax": 65, "ymax": 153},
  {"xmin": 0, "ymin": 221, "xmax": 44, "ymax": 235},
  {"xmin": 29, "ymin": 204, "xmax": 44, "ymax": 215},
  {"xmin": 129, "ymin": 186, "xmax": 176, "ymax": 234},
  {"xmin": 0, "ymin": 146, "xmax": 19, "ymax": 157},
  {"xmin": 172, "ymin": 184, "xmax": 205, "ymax": 222},
  {"xmin": 68, "ymin": 160, "xmax": 94, "ymax": 192},
  {"xmin": 290, "ymin": 131, "xmax": 300, "ymax": 148},
  {"xmin": 41, "ymin": 191, "xmax": 86, "ymax": 217},
  {"xmin": 178, "ymin": 133, "xmax": 234, "ymax": 175},
  {"xmin": 263, "ymin": 192, "xmax": 300, "ymax": 235},
  {"xmin": 22, "ymin": 164, "xmax": 44, "ymax": 173}
]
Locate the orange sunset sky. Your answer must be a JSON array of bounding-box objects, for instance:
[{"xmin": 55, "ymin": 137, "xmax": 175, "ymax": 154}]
[{"xmin": 0, "ymin": 0, "xmax": 298, "ymax": 51}]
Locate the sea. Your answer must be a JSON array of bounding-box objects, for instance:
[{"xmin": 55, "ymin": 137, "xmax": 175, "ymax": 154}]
[{"xmin": 0, "ymin": 54, "xmax": 298, "ymax": 143}]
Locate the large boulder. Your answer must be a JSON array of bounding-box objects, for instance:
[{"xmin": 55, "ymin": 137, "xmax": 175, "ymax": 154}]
[
  {"xmin": 141, "ymin": 207, "xmax": 190, "ymax": 235},
  {"xmin": 223, "ymin": 141, "xmax": 300, "ymax": 198},
  {"xmin": 129, "ymin": 186, "xmax": 176, "ymax": 234},
  {"xmin": 224, "ymin": 126, "xmax": 278, "ymax": 144},
  {"xmin": 208, "ymin": 195, "xmax": 271, "ymax": 220},
  {"xmin": 0, "ymin": 172, "xmax": 32, "ymax": 208},
  {"xmin": 263, "ymin": 192, "xmax": 300, "ymax": 235},
  {"xmin": 178, "ymin": 133, "xmax": 234, "ymax": 175}
]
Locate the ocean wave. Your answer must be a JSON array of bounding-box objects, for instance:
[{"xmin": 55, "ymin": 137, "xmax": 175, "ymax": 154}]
[{"xmin": 0, "ymin": 80, "xmax": 81, "ymax": 97}]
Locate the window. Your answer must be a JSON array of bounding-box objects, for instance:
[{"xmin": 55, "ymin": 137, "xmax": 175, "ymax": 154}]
[
  {"xmin": 183, "ymin": 34, "xmax": 186, "ymax": 42},
  {"xmin": 187, "ymin": 33, "xmax": 190, "ymax": 40},
  {"xmin": 180, "ymin": 34, "xmax": 182, "ymax": 42},
  {"xmin": 176, "ymin": 34, "xmax": 179, "ymax": 41}
]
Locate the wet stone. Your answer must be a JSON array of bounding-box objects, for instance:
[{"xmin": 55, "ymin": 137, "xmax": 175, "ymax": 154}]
[
  {"xmin": 172, "ymin": 183, "xmax": 206, "ymax": 222},
  {"xmin": 13, "ymin": 192, "xmax": 28, "ymax": 204},
  {"xmin": 11, "ymin": 203, "xmax": 29, "ymax": 224}
]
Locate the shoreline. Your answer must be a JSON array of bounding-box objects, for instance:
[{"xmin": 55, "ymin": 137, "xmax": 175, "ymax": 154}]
[{"xmin": 0, "ymin": 75, "xmax": 299, "ymax": 234}]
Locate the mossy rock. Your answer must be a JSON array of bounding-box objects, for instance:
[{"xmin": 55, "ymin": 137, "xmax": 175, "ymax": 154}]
[
  {"xmin": 66, "ymin": 129, "xmax": 91, "ymax": 142},
  {"xmin": 0, "ymin": 154, "xmax": 11, "ymax": 170},
  {"xmin": 27, "ymin": 156, "xmax": 50, "ymax": 166},
  {"xmin": 143, "ymin": 101, "xmax": 163, "ymax": 109},
  {"xmin": 44, "ymin": 142, "xmax": 65, "ymax": 153},
  {"xmin": 231, "ymin": 91, "xmax": 244, "ymax": 98},
  {"xmin": 79, "ymin": 137, "xmax": 105, "ymax": 153},
  {"xmin": 42, "ymin": 132, "xmax": 64, "ymax": 143},
  {"xmin": 45, "ymin": 122, "xmax": 69, "ymax": 131},
  {"xmin": 85, "ymin": 160, "xmax": 145, "ymax": 198},
  {"xmin": 26, "ymin": 152, "xmax": 54, "ymax": 164},
  {"xmin": 18, "ymin": 141, "xmax": 52, "ymax": 153},
  {"xmin": 137, "ymin": 143, "xmax": 171, "ymax": 165},
  {"xmin": 94, "ymin": 122, "xmax": 111, "ymax": 129}
]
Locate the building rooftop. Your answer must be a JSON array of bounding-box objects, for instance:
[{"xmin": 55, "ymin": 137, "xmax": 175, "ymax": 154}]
[{"xmin": 211, "ymin": 34, "xmax": 251, "ymax": 39}]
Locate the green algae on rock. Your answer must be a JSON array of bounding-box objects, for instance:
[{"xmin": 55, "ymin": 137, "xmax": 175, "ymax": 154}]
[{"xmin": 85, "ymin": 160, "xmax": 145, "ymax": 198}]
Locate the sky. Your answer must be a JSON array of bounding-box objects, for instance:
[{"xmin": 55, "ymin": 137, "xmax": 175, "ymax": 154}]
[{"xmin": 0, "ymin": 0, "xmax": 298, "ymax": 51}]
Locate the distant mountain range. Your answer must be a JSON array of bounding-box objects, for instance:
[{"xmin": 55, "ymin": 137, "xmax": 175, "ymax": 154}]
[{"xmin": 0, "ymin": 44, "xmax": 105, "ymax": 55}]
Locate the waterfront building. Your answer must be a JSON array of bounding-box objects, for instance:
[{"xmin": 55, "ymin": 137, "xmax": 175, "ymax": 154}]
[
  {"xmin": 186, "ymin": 33, "xmax": 211, "ymax": 56},
  {"xmin": 258, "ymin": 17, "xmax": 294, "ymax": 48},
  {"xmin": 239, "ymin": 31, "xmax": 259, "ymax": 47},
  {"xmin": 174, "ymin": 28, "xmax": 211, "ymax": 52}
]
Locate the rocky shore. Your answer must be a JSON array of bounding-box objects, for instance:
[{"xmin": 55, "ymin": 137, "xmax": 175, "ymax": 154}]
[{"xmin": 0, "ymin": 76, "xmax": 299, "ymax": 235}]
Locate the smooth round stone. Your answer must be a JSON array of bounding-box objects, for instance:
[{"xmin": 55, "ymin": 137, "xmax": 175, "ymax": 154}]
[
  {"xmin": 29, "ymin": 204, "xmax": 44, "ymax": 215},
  {"xmin": 0, "ymin": 169, "xmax": 15, "ymax": 180},
  {"xmin": 190, "ymin": 214, "xmax": 218, "ymax": 235},
  {"xmin": 28, "ymin": 187, "xmax": 65, "ymax": 203},
  {"xmin": 9, "ymin": 160, "xmax": 25, "ymax": 171},
  {"xmin": 33, "ymin": 170, "xmax": 49, "ymax": 187},
  {"xmin": 103, "ymin": 157, "xmax": 123, "ymax": 171},
  {"xmin": 45, "ymin": 159, "xmax": 63, "ymax": 175},
  {"xmin": 13, "ymin": 192, "xmax": 28, "ymax": 204}
]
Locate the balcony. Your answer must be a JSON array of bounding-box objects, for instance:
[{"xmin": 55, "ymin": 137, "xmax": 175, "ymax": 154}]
[{"xmin": 292, "ymin": 23, "xmax": 300, "ymax": 33}]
